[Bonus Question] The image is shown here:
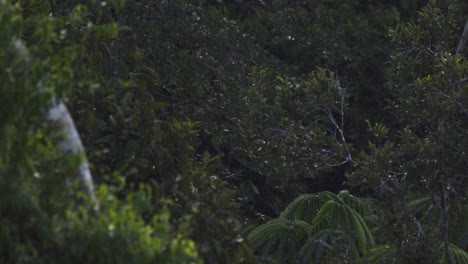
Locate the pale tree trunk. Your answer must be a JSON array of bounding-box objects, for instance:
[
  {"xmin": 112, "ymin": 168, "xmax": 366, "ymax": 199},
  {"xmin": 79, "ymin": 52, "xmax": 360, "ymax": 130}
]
[
  {"xmin": 439, "ymin": 183, "xmax": 453, "ymax": 264},
  {"xmin": 46, "ymin": 98, "xmax": 98, "ymax": 208},
  {"xmin": 13, "ymin": 38, "xmax": 98, "ymax": 208},
  {"xmin": 456, "ymin": 20, "xmax": 468, "ymax": 56}
]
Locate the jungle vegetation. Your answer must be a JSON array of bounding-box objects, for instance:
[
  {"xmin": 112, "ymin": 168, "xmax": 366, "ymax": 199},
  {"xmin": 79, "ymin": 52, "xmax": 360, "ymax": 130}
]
[{"xmin": 1, "ymin": 0, "xmax": 467, "ymax": 263}]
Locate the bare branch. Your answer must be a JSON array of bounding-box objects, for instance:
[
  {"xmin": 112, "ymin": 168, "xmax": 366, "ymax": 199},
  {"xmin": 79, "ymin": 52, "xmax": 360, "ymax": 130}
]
[{"xmin": 326, "ymin": 95, "xmax": 353, "ymax": 164}]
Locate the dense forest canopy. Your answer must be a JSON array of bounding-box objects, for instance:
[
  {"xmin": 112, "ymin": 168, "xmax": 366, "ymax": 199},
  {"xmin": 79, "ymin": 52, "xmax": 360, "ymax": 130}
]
[{"xmin": 1, "ymin": 0, "xmax": 467, "ymax": 263}]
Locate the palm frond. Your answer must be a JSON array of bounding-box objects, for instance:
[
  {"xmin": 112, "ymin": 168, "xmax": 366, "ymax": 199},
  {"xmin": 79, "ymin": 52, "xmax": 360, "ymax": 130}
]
[
  {"xmin": 445, "ymin": 244, "xmax": 468, "ymax": 264},
  {"xmin": 365, "ymin": 245, "xmax": 397, "ymax": 264},
  {"xmin": 449, "ymin": 205, "xmax": 468, "ymax": 250},
  {"xmin": 455, "ymin": 233, "xmax": 468, "ymax": 251},
  {"xmin": 407, "ymin": 195, "xmax": 439, "ymax": 224},
  {"xmin": 338, "ymin": 190, "xmax": 369, "ymax": 216},
  {"xmin": 247, "ymin": 218, "xmax": 313, "ymax": 262},
  {"xmin": 299, "ymin": 229, "xmax": 348, "ymax": 263},
  {"xmin": 250, "ymin": 191, "xmax": 375, "ymax": 262},
  {"xmin": 407, "ymin": 195, "xmax": 432, "ymax": 215},
  {"xmin": 279, "ymin": 193, "xmax": 333, "ymax": 222},
  {"xmin": 310, "ymin": 198, "xmax": 375, "ymax": 257}
]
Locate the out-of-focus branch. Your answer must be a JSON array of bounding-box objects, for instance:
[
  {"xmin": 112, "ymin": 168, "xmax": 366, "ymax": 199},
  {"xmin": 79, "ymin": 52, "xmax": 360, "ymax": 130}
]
[
  {"xmin": 456, "ymin": 20, "xmax": 468, "ymax": 56},
  {"xmin": 13, "ymin": 38, "xmax": 98, "ymax": 208},
  {"xmin": 47, "ymin": 98, "xmax": 98, "ymax": 208}
]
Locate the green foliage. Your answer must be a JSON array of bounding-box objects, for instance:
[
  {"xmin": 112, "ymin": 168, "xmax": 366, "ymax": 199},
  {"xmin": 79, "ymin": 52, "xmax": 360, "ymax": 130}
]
[
  {"xmin": 249, "ymin": 188, "xmax": 467, "ymax": 263},
  {"xmin": 365, "ymin": 245, "xmax": 398, "ymax": 264},
  {"xmin": 446, "ymin": 244, "xmax": 468, "ymax": 264},
  {"xmin": 237, "ymin": 0, "xmax": 401, "ymax": 147},
  {"xmin": 70, "ymin": 2, "xmax": 369, "ymax": 261},
  {"xmin": 248, "ymin": 218, "xmax": 312, "ymax": 263},
  {"xmin": 248, "ymin": 190, "xmax": 375, "ymax": 263},
  {"xmin": 57, "ymin": 186, "xmax": 201, "ymax": 264},
  {"xmin": 350, "ymin": 4, "xmax": 468, "ymax": 262},
  {"xmin": 0, "ymin": 1, "xmax": 200, "ymax": 263},
  {"xmin": 2, "ymin": 0, "xmax": 467, "ymax": 262},
  {"xmin": 102, "ymin": 1, "xmax": 395, "ymax": 221},
  {"xmin": 64, "ymin": 1, "xmax": 251, "ymax": 262}
]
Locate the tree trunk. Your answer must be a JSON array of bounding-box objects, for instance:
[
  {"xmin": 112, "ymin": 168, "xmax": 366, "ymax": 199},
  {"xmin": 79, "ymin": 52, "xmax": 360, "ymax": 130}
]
[
  {"xmin": 440, "ymin": 186, "xmax": 453, "ymax": 264},
  {"xmin": 456, "ymin": 20, "xmax": 468, "ymax": 56},
  {"xmin": 46, "ymin": 98, "xmax": 98, "ymax": 209},
  {"xmin": 13, "ymin": 38, "xmax": 98, "ymax": 208}
]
